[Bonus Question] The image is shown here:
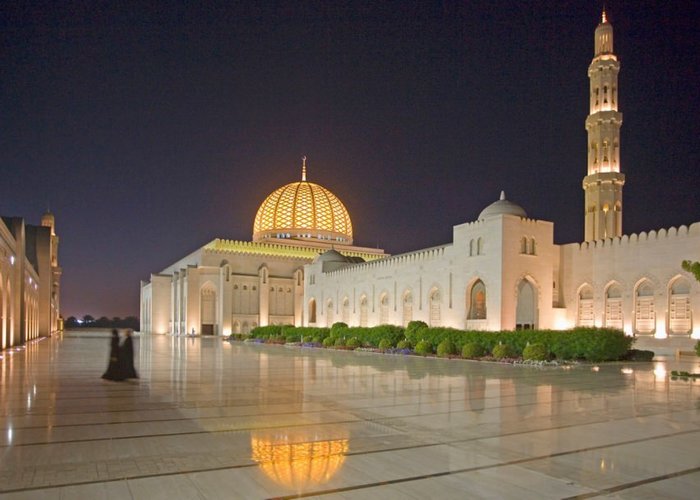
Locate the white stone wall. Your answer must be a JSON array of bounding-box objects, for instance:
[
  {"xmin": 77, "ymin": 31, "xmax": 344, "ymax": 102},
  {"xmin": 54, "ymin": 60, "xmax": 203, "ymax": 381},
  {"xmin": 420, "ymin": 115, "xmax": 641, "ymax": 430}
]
[
  {"xmin": 559, "ymin": 223, "xmax": 700, "ymax": 338},
  {"xmin": 305, "ymin": 215, "xmax": 700, "ymax": 341}
]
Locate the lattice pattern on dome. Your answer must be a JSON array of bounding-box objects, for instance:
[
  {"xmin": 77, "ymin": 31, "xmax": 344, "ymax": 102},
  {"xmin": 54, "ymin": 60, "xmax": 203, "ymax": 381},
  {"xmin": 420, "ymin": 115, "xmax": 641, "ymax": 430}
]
[{"xmin": 253, "ymin": 180, "xmax": 353, "ymax": 243}]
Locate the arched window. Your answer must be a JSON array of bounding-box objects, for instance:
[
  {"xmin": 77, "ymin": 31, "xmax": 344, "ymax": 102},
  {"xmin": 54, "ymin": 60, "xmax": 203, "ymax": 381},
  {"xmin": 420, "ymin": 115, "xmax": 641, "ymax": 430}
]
[
  {"xmin": 379, "ymin": 293, "xmax": 389, "ymax": 324},
  {"xmin": 577, "ymin": 285, "xmax": 594, "ymax": 327},
  {"xmin": 669, "ymin": 277, "xmax": 691, "ymax": 335},
  {"xmin": 342, "ymin": 297, "xmax": 350, "ymax": 324},
  {"xmin": 308, "ymin": 298, "xmax": 317, "ymax": 324},
  {"xmin": 469, "ymin": 239, "xmax": 475, "ymax": 257},
  {"xmin": 477, "ymin": 237, "xmax": 483, "ymax": 255},
  {"xmin": 602, "ymin": 140, "xmax": 609, "ymax": 163},
  {"xmin": 359, "ymin": 296, "xmax": 368, "ymax": 327},
  {"xmin": 634, "ymin": 280, "xmax": 655, "ymax": 335},
  {"xmin": 402, "ymin": 291, "xmax": 413, "ymax": 326},
  {"xmin": 467, "ymin": 280, "xmax": 486, "ymax": 320},
  {"xmin": 603, "ymin": 85, "xmax": 608, "ymax": 103},
  {"xmin": 326, "ymin": 300, "xmax": 334, "ymax": 327},
  {"xmin": 605, "ymin": 283, "xmax": 623, "ymax": 329},
  {"xmin": 429, "ymin": 288, "xmax": 441, "ymax": 327},
  {"xmin": 520, "ymin": 237, "xmax": 527, "ymax": 254}
]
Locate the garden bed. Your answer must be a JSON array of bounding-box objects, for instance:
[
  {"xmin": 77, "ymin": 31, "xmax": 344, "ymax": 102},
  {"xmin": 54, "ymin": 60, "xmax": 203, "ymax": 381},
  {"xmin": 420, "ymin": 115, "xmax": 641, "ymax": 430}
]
[{"xmin": 228, "ymin": 321, "xmax": 654, "ymax": 364}]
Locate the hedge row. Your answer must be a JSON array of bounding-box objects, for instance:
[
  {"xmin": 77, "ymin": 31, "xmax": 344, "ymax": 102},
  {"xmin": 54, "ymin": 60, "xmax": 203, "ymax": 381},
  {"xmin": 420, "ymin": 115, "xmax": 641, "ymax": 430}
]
[{"xmin": 248, "ymin": 321, "xmax": 635, "ymax": 362}]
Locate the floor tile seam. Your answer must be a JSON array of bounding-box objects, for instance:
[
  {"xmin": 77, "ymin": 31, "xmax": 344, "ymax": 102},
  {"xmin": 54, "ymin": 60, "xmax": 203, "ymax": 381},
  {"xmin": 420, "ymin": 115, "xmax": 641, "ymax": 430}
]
[
  {"xmin": 0, "ymin": 376, "xmax": 642, "ymax": 421},
  {"xmin": 6, "ymin": 427, "xmax": 692, "ymax": 495},
  {"xmin": 3, "ymin": 399, "xmax": 698, "ymax": 449},
  {"xmin": 0, "ymin": 381, "xmax": 641, "ymax": 430},
  {"xmin": 2, "ymin": 410, "xmax": 697, "ymax": 474},
  {"xmin": 266, "ymin": 430, "xmax": 700, "ymax": 499},
  {"xmin": 560, "ymin": 465, "xmax": 700, "ymax": 499},
  {"xmin": 5, "ymin": 401, "xmax": 695, "ymax": 449},
  {"xmin": 0, "ymin": 375, "xmax": 635, "ymax": 401}
]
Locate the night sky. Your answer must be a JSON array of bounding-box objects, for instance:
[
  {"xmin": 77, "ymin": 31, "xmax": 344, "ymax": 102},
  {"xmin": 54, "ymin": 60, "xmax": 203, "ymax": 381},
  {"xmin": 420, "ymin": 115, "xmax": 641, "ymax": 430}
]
[{"xmin": 2, "ymin": 1, "xmax": 699, "ymax": 319}]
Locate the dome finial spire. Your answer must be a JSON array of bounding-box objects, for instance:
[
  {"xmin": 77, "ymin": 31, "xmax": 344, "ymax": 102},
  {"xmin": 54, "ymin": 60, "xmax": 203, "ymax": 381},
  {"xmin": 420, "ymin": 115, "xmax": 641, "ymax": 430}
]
[
  {"xmin": 301, "ymin": 156, "xmax": 307, "ymax": 181},
  {"xmin": 601, "ymin": 5, "xmax": 607, "ymax": 24},
  {"xmin": 499, "ymin": 190, "xmax": 506, "ymax": 201}
]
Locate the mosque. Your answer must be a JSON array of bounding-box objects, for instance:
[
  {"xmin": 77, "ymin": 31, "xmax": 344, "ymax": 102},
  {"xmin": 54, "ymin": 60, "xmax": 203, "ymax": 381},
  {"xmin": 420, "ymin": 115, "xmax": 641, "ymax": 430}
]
[{"xmin": 140, "ymin": 13, "xmax": 700, "ymax": 342}]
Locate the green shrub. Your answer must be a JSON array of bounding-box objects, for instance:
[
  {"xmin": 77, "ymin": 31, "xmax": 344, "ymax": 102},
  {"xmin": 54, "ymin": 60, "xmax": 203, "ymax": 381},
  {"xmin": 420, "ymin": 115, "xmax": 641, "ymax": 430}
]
[
  {"xmin": 282, "ymin": 326, "xmax": 330, "ymax": 341},
  {"xmin": 436, "ymin": 339, "xmax": 456, "ymax": 357},
  {"xmin": 461, "ymin": 342, "xmax": 484, "ymax": 358},
  {"xmin": 378, "ymin": 339, "xmax": 393, "ymax": 350},
  {"xmin": 492, "ymin": 343, "xmax": 514, "ymax": 359},
  {"xmin": 334, "ymin": 337, "xmax": 346, "ymax": 347},
  {"xmin": 523, "ymin": 343, "xmax": 549, "ymax": 361},
  {"xmin": 330, "ymin": 322, "xmax": 348, "ymax": 337},
  {"xmin": 312, "ymin": 335, "xmax": 323, "ymax": 344},
  {"xmin": 696, "ymin": 340, "xmax": 700, "ymax": 357},
  {"xmin": 414, "ymin": 340, "xmax": 432, "ymax": 356},
  {"xmin": 322, "ymin": 337, "xmax": 334, "ymax": 347},
  {"xmin": 328, "ymin": 325, "xmax": 404, "ymax": 347},
  {"xmin": 250, "ymin": 325, "xmax": 283, "ymax": 339},
  {"xmin": 396, "ymin": 339, "xmax": 411, "ymax": 349},
  {"xmin": 285, "ymin": 332, "xmax": 301, "ymax": 343},
  {"xmin": 405, "ymin": 321, "xmax": 428, "ymax": 344},
  {"xmin": 346, "ymin": 337, "xmax": 361, "ymax": 349}
]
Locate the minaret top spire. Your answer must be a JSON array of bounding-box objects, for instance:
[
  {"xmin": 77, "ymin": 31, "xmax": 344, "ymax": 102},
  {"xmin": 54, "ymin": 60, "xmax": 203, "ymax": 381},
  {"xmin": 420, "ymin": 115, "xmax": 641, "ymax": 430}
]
[
  {"xmin": 301, "ymin": 156, "xmax": 307, "ymax": 181},
  {"xmin": 601, "ymin": 6, "xmax": 607, "ymax": 24}
]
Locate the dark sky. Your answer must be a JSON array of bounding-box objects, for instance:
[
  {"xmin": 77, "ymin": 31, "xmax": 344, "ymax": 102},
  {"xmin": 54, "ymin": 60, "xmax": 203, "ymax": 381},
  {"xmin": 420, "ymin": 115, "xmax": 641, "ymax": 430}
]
[{"xmin": 2, "ymin": 1, "xmax": 699, "ymax": 319}]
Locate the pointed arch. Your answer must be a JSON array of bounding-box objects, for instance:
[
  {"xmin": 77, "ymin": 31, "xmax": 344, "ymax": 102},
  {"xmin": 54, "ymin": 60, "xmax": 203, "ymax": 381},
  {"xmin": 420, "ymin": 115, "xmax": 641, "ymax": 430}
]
[
  {"xmin": 326, "ymin": 299, "xmax": 334, "ymax": 327},
  {"xmin": 402, "ymin": 289, "xmax": 413, "ymax": 326},
  {"xmin": 340, "ymin": 296, "xmax": 350, "ymax": 324},
  {"xmin": 634, "ymin": 279, "xmax": 655, "ymax": 335},
  {"xmin": 515, "ymin": 277, "xmax": 538, "ymax": 330},
  {"xmin": 359, "ymin": 295, "xmax": 368, "ymax": 327},
  {"xmin": 379, "ymin": 292, "xmax": 390, "ymax": 324},
  {"xmin": 668, "ymin": 275, "xmax": 692, "ymax": 335},
  {"xmin": 308, "ymin": 298, "xmax": 317, "ymax": 324},
  {"xmin": 577, "ymin": 283, "xmax": 595, "ymax": 327},
  {"xmin": 200, "ymin": 281, "xmax": 217, "ymax": 335},
  {"xmin": 604, "ymin": 281, "xmax": 623, "ymax": 329},
  {"xmin": 467, "ymin": 279, "xmax": 486, "ymax": 320},
  {"xmin": 429, "ymin": 287, "xmax": 441, "ymax": 327}
]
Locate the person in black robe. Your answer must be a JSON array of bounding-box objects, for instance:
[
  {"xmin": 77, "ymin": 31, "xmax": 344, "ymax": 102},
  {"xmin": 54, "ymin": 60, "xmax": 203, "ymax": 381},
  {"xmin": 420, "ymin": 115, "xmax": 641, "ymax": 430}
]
[
  {"xmin": 102, "ymin": 329, "xmax": 124, "ymax": 381},
  {"xmin": 120, "ymin": 329, "xmax": 139, "ymax": 379}
]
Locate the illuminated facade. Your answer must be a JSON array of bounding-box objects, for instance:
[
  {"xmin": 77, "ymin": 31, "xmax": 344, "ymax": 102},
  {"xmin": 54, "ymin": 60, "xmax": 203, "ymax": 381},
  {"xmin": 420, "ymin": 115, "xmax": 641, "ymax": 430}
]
[
  {"xmin": 142, "ymin": 12, "xmax": 700, "ymax": 345},
  {"xmin": 140, "ymin": 160, "xmax": 385, "ymax": 335},
  {"xmin": 303, "ymin": 13, "xmax": 700, "ymax": 343},
  {"xmin": 0, "ymin": 211, "xmax": 62, "ymax": 350}
]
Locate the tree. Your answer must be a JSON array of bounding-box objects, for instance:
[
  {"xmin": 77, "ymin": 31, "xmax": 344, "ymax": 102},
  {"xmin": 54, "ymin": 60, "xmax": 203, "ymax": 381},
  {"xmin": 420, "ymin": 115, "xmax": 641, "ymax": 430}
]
[
  {"xmin": 682, "ymin": 260, "xmax": 700, "ymax": 282},
  {"xmin": 82, "ymin": 314, "xmax": 95, "ymax": 324},
  {"xmin": 65, "ymin": 316, "xmax": 78, "ymax": 328}
]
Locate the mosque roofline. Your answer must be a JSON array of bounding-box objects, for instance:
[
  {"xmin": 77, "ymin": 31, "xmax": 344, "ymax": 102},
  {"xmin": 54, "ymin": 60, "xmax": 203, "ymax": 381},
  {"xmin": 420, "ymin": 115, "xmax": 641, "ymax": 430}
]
[{"xmin": 204, "ymin": 238, "xmax": 387, "ymax": 261}]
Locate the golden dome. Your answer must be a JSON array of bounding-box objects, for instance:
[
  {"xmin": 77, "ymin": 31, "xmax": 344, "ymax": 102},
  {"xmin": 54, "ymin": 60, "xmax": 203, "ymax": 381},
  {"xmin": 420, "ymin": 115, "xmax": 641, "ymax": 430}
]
[{"xmin": 253, "ymin": 158, "xmax": 353, "ymax": 244}]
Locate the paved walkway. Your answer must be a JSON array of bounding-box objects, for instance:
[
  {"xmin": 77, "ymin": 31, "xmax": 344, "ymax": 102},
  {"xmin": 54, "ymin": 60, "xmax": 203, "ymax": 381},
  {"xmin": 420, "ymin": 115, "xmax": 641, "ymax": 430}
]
[{"xmin": 0, "ymin": 332, "xmax": 699, "ymax": 499}]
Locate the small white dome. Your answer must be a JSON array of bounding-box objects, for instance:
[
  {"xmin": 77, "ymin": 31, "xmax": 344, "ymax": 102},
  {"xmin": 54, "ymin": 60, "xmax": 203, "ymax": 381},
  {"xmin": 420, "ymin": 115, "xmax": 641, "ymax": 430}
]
[
  {"xmin": 478, "ymin": 191, "xmax": 527, "ymax": 220},
  {"xmin": 313, "ymin": 249, "xmax": 350, "ymax": 264}
]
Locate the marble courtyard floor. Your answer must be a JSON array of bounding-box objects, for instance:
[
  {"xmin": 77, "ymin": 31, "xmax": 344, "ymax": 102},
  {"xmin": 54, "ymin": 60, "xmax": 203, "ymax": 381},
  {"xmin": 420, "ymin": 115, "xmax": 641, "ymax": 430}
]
[{"xmin": 1, "ymin": 332, "xmax": 699, "ymax": 499}]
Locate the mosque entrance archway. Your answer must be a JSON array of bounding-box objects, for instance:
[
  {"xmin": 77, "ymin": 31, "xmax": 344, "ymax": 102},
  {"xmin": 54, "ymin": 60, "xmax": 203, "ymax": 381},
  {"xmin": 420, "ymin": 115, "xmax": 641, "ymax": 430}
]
[
  {"xmin": 516, "ymin": 279, "xmax": 537, "ymax": 330},
  {"xmin": 200, "ymin": 284, "xmax": 217, "ymax": 335}
]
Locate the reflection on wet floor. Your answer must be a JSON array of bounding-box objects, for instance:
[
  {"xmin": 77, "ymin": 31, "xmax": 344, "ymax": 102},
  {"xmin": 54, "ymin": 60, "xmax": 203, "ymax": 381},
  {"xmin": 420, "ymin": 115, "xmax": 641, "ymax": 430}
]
[{"xmin": 0, "ymin": 332, "xmax": 698, "ymax": 498}]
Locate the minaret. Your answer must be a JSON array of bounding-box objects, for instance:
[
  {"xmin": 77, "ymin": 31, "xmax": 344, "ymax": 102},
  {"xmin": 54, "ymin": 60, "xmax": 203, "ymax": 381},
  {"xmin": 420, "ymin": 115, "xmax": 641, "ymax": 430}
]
[{"xmin": 583, "ymin": 8, "xmax": 625, "ymax": 241}]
